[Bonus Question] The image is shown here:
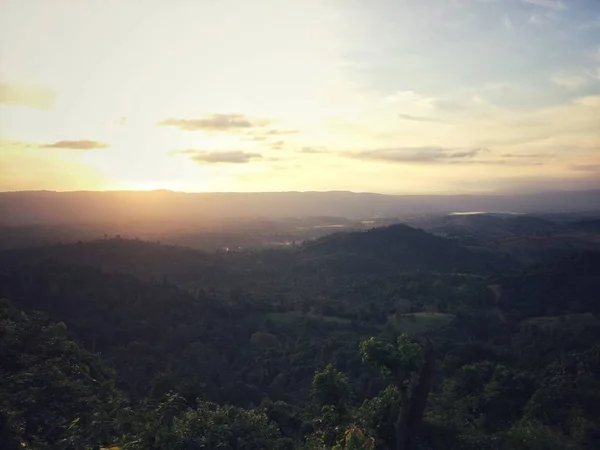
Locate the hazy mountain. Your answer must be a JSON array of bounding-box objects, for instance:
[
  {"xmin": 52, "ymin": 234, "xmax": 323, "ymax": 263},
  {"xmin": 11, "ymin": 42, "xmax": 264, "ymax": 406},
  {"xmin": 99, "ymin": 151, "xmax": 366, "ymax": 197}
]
[
  {"xmin": 414, "ymin": 214, "xmax": 559, "ymax": 241},
  {"xmin": 1, "ymin": 190, "xmax": 599, "ymax": 225}
]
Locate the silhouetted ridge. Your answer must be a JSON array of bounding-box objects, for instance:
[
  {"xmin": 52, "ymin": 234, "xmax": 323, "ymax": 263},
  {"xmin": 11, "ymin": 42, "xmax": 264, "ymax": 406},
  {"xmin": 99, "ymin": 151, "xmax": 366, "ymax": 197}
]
[{"xmin": 302, "ymin": 223, "xmax": 514, "ymax": 274}]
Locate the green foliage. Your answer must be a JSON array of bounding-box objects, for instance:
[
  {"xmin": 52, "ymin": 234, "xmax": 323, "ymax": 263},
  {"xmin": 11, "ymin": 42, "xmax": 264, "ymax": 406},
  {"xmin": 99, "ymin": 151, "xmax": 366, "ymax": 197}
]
[
  {"xmin": 332, "ymin": 424, "xmax": 375, "ymax": 450},
  {"xmin": 502, "ymin": 421, "xmax": 578, "ymax": 450},
  {"xmin": 391, "ymin": 312, "xmax": 454, "ymax": 335},
  {"xmin": 357, "ymin": 385, "xmax": 400, "ymax": 448},
  {"xmin": 360, "ymin": 335, "xmax": 421, "ymax": 384},
  {"xmin": 497, "ymin": 252, "xmax": 600, "ymax": 320},
  {"xmin": 0, "ymin": 299, "xmax": 125, "ymax": 449},
  {"xmin": 311, "ymin": 364, "xmax": 352, "ymax": 411},
  {"xmin": 169, "ymin": 401, "xmax": 284, "ymax": 450},
  {"xmin": 1, "ymin": 236, "xmax": 599, "ymax": 449},
  {"xmin": 119, "ymin": 393, "xmax": 285, "ymax": 450}
]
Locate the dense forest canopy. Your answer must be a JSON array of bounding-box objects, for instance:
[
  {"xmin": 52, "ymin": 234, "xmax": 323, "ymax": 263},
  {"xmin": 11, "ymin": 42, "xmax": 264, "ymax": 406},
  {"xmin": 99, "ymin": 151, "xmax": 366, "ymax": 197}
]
[{"xmin": 1, "ymin": 220, "xmax": 599, "ymax": 449}]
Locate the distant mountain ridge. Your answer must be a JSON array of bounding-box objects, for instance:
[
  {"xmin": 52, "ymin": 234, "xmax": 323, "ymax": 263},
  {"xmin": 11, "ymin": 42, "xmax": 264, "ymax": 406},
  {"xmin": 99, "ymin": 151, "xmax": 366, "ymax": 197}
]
[
  {"xmin": 416, "ymin": 213, "xmax": 560, "ymax": 240},
  {"xmin": 409, "ymin": 212, "xmax": 600, "ymax": 264},
  {"xmin": 1, "ymin": 189, "xmax": 599, "ymax": 225},
  {"xmin": 301, "ymin": 223, "xmax": 515, "ymax": 274}
]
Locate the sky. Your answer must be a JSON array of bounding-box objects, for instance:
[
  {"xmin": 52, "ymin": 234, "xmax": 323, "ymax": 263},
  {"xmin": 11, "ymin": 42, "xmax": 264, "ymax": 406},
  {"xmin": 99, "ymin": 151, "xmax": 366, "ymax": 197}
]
[{"xmin": 1, "ymin": 0, "xmax": 599, "ymax": 194}]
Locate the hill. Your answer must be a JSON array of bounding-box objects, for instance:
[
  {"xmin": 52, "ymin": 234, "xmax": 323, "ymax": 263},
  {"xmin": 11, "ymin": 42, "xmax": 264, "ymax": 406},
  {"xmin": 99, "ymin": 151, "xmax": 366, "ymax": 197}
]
[
  {"xmin": 301, "ymin": 223, "xmax": 515, "ymax": 275},
  {"xmin": 412, "ymin": 213, "xmax": 600, "ymax": 264},
  {"xmin": 0, "ymin": 224, "xmax": 517, "ymax": 297},
  {"xmin": 416, "ymin": 213, "xmax": 563, "ymax": 241},
  {"xmin": 2, "ymin": 224, "xmax": 600, "ymax": 447}
]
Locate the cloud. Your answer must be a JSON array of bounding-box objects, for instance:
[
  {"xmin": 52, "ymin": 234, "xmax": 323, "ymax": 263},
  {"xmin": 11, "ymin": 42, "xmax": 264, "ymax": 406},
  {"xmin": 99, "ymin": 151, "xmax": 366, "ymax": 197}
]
[
  {"xmin": 264, "ymin": 129, "xmax": 299, "ymax": 135},
  {"xmin": 579, "ymin": 17, "xmax": 600, "ymax": 31},
  {"xmin": 300, "ymin": 146, "xmax": 328, "ymax": 154},
  {"xmin": 244, "ymin": 129, "xmax": 299, "ymax": 141},
  {"xmin": 503, "ymin": 13, "xmax": 513, "ymax": 30},
  {"xmin": 0, "ymin": 140, "xmax": 35, "ymax": 150},
  {"xmin": 397, "ymin": 113, "xmax": 444, "ymax": 123},
  {"xmin": 41, "ymin": 140, "xmax": 109, "ymax": 150},
  {"xmin": 384, "ymin": 90, "xmax": 435, "ymax": 107},
  {"xmin": 450, "ymin": 148, "xmax": 487, "ymax": 158},
  {"xmin": 159, "ymin": 114, "xmax": 270, "ymax": 131},
  {"xmin": 170, "ymin": 149, "xmax": 262, "ymax": 164},
  {"xmin": 0, "ymin": 82, "xmax": 56, "ymax": 109},
  {"xmin": 482, "ymin": 172, "xmax": 600, "ymax": 193},
  {"xmin": 348, "ymin": 146, "xmax": 489, "ymax": 163},
  {"xmin": 270, "ymin": 140, "xmax": 284, "ymax": 150},
  {"xmin": 449, "ymin": 160, "xmax": 544, "ymax": 166},
  {"xmin": 528, "ymin": 9, "xmax": 559, "ymax": 25},
  {"xmin": 570, "ymin": 163, "xmax": 600, "ymax": 172},
  {"xmin": 550, "ymin": 73, "xmax": 588, "ymax": 89},
  {"xmin": 432, "ymin": 97, "xmax": 478, "ymax": 112},
  {"xmin": 501, "ymin": 152, "xmax": 552, "ymax": 158},
  {"xmin": 245, "ymin": 135, "xmax": 268, "ymax": 142},
  {"xmin": 523, "ymin": 0, "xmax": 566, "ymax": 10}
]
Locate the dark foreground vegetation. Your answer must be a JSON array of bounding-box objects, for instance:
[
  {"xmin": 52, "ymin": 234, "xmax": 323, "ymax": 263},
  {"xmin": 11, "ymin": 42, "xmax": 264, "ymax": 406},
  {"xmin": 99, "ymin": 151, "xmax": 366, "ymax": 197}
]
[{"xmin": 1, "ymin": 222, "xmax": 599, "ymax": 449}]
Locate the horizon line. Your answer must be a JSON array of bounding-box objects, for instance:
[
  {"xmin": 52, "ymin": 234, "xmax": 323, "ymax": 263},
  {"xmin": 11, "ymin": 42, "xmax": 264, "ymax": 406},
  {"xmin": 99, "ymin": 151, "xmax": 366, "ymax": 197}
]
[{"xmin": 1, "ymin": 188, "xmax": 600, "ymax": 197}]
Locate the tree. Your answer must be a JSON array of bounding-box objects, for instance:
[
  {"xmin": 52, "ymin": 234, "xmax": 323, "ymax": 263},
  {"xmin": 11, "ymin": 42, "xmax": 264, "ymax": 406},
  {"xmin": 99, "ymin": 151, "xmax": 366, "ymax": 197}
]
[
  {"xmin": 311, "ymin": 364, "xmax": 351, "ymax": 412},
  {"xmin": 310, "ymin": 364, "xmax": 353, "ymax": 447},
  {"xmin": 0, "ymin": 299, "xmax": 125, "ymax": 449},
  {"xmin": 125, "ymin": 395, "xmax": 284, "ymax": 450},
  {"xmin": 360, "ymin": 335, "xmax": 435, "ymax": 450},
  {"xmin": 358, "ymin": 385, "xmax": 400, "ymax": 448},
  {"xmin": 170, "ymin": 401, "xmax": 284, "ymax": 450}
]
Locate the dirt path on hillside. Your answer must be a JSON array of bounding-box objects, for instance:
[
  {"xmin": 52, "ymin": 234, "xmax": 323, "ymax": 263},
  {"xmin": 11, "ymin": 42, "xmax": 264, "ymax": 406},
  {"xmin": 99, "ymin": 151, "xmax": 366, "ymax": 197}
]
[{"xmin": 488, "ymin": 284, "xmax": 507, "ymax": 323}]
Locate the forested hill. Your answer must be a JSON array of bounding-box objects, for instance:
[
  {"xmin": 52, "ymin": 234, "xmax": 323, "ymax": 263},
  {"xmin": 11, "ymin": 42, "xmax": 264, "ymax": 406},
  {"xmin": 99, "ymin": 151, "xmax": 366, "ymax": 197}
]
[
  {"xmin": 0, "ymin": 223, "xmax": 517, "ymax": 286},
  {"xmin": 1, "ymin": 228, "xmax": 599, "ymax": 448},
  {"xmin": 302, "ymin": 223, "xmax": 515, "ymax": 274}
]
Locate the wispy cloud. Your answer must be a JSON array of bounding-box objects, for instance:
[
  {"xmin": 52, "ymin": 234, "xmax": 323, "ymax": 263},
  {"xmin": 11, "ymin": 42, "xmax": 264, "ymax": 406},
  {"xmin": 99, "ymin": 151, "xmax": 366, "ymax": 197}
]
[
  {"xmin": 159, "ymin": 114, "xmax": 270, "ymax": 131},
  {"xmin": 41, "ymin": 140, "xmax": 109, "ymax": 150},
  {"xmin": 384, "ymin": 90, "xmax": 436, "ymax": 107},
  {"xmin": 503, "ymin": 13, "xmax": 513, "ymax": 30},
  {"xmin": 0, "ymin": 82, "xmax": 56, "ymax": 110},
  {"xmin": 270, "ymin": 140, "xmax": 284, "ymax": 150},
  {"xmin": 523, "ymin": 0, "xmax": 567, "ymax": 10},
  {"xmin": 347, "ymin": 146, "xmax": 489, "ymax": 163},
  {"xmin": 501, "ymin": 152, "xmax": 552, "ymax": 158},
  {"xmin": 570, "ymin": 163, "xmax": 600, "ymax": 172},
  {"xmin": 300, "ymin": 146, "xmax": 328, "ymax": 154},
  {"xmin": 579, "ymin": 17, "xmax": 600, "ymax": 31},
  {"xmin": 550, "ymin": 73, "xmax": 588, "ymax": 89},
  {"xmin": 264, "ymin": 129, "xmax": 299, "ymax": 135},
  {"xmin": 170, "ymin": 149, "xmax": 262, "ymax": 164},
  {"xmin": 243, "ymin": 129, "xmax": 299, "ymax": 142},
  {"xmin": 397, "ymin": 113, "xmax": 444, "ymax": 123},
  {"xmin": 245, "ymin": 135, "xmax": 268, "ymax": 142},
  {"xmin": 449, "ymin": 160, "xmax": 544, "ymax": 166}
]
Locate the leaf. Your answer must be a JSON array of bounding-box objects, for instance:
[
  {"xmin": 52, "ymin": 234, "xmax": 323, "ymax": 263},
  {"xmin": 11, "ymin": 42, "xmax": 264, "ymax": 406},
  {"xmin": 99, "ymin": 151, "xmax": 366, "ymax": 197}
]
[{"xmin": 68, "ymin": 417, "xmax": 80, "ymax": 429}]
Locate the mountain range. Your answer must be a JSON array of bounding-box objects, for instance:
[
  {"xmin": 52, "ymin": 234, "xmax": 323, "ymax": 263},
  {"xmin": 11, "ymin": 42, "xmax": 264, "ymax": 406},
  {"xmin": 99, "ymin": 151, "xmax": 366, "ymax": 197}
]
[{"xmin": 1, "ymin": 189, "xmax": 599, "ymax": 225}]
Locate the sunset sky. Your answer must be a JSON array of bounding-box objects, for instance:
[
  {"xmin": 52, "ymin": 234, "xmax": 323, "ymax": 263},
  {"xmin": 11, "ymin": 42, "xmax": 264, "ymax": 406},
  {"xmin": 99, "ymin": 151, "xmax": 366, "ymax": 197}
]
[{"xmin": 1, "ymin": 0, "xmax": 599, "ymax": 193}]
